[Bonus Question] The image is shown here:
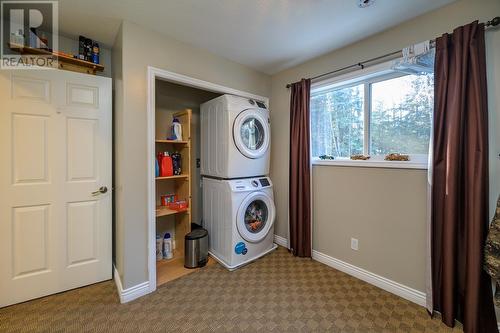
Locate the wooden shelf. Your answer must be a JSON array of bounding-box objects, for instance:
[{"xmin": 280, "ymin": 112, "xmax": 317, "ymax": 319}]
[
  {"xmin": 156, "ymin": 253, "xmax": 215, "ymax": 287},
  {"xmin": 155, "ymin": 139, "xmax": 189, "ymax": 144},
  {"xmin": 8, "ymin": 43, "xmax": 104, "ymax": 74},
  {"xmin": 156, "ymin": 174, "xmax": 188, "ymax": 180},
  {"xmin": 156, "ymin": 206, "xmax": 188, "ymax": 218}
]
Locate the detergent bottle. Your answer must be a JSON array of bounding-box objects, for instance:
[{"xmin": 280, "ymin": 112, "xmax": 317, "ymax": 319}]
[
  {"xmin": 160, "ymin": 152, "xmax": 173, "ymax": 177},
  {"xmin": 156, "ymin": 152, "xmax": 163, "ymax": 177},
  {"xmin": 172, "ymin": 118, "xmax": 182, "ymax": 141}
]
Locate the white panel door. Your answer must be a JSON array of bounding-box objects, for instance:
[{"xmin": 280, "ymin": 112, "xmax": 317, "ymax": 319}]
[{"xmin": 0, "ymin": 69, "xmax": 112, "ymax": 307}]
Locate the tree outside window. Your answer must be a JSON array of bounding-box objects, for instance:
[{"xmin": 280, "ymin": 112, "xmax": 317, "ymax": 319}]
[{"xmin": 311, "ymin": 72, "xmax": 433, "ymax": 159}]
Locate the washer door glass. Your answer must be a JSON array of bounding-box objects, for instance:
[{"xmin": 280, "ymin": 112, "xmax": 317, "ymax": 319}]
[
  {"xmin": 244, "ymin": 199, "xmax": 268, "ymax": 234},
  {"xmin": 233, "ymin": 109, "xmax": 270, "ymax": 159},
  {"xmin": 237, "ymin": 192, "xmax": 275, "ymax": 243}
]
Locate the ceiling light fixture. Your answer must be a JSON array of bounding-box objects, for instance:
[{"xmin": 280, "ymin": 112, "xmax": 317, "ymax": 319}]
[{"xmin": 358, "ymin": 0, "xmax": 375, "ymax": 8}]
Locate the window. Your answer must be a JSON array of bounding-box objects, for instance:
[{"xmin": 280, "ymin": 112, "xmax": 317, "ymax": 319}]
[
  {"xmin": 370, "ymin": 74, "xmax": 433, "ymax": 155},
  {"xmin": 311, "ymin": 63, "xmax": 433, "ymax": 167}
]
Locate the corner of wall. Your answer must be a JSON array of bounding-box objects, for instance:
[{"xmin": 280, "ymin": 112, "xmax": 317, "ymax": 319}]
[{"xmin": 112, "ymin": 21, "xmax": 124, "ymax": 280}]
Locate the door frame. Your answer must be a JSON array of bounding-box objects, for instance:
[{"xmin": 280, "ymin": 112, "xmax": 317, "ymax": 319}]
[{"xmin": 146, "ymin": 67, "xmax": 269, "ymax": 291}]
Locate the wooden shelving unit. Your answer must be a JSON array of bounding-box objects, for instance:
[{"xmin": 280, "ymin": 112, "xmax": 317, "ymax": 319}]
[
  {"xmin": 8, "ymin": 43, "xmax": 104, "ymax": 75},
  {"xmin": 155, "ymin": 109, "xmax": 198, "ymax": 286}
]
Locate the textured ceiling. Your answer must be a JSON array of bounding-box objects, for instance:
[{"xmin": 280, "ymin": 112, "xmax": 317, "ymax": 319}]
[{"xmin": 57, "ymin": 0, "xmax": 455, "ymax": 74}]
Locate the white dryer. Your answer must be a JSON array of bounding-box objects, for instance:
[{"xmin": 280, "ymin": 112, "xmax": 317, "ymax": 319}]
[
  {"xmin": 201, "ymin": 95, "xmax": 270, "ymax": 179},
  {"xmin": 202, "ymin": 176, "xmax": 277, "ymax": 270}
]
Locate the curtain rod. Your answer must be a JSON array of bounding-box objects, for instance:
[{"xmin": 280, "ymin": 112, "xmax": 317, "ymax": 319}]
[{"xmin": 286, "ymin": 16, "xmax": 500, "ymax": 89}]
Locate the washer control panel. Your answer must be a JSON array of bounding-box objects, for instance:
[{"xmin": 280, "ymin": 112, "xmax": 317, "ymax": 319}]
[{"xmin": 229, "ymin": 177, "xmax": 272, "ymax": 192}]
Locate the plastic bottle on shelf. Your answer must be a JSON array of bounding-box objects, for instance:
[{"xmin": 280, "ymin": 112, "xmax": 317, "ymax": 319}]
[
  {"xmin": 172, "ymin": 118, "xmax": 182, "ymax": 141},
  {"xmin": 171, "ymin": 152, "xmax": 181, "ymax": 175},
  {"xmin": 156, "ymin": 235, "xmax": 163, "ymax": 261},
  {"xmin": 160, "ymin": 152, "xmax": 173, "ymax": 177},
  {"xmin": 156, "ymin": 152, "xmax": 163, "ymax": 177},
  {"xmin": 163, "ymin": 233, "xmax": 173, "ymax": 259}
]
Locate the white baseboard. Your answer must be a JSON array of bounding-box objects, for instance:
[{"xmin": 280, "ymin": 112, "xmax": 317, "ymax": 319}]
[
  {"xmin": 113, "ymin": 266, "xmax": 151, "ymax": 303},
  {"xmin": 312, "ymin": 250, "xmax": 426, "ymax": 307},
  {"xmin": 274, "ymin": 234, "xmax": 288, "ymax": 248}
]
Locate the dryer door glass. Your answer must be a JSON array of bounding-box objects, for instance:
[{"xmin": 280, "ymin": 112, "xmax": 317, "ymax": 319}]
[
  {"xmin": 240, "ymin": 118, "xmax": 264, "ymax": 151},
  {"xmin": 233, "ymin": 109, "xmax": 270, "ymax": 159},
  {"xmin": 243, "ymin": 199, "xmax": 268, "ymax": 234}
]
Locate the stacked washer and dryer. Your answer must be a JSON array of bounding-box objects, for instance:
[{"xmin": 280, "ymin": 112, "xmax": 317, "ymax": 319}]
[{"xmin": 201, "ymin": 95, "xmax": 277, "ymax": 270}]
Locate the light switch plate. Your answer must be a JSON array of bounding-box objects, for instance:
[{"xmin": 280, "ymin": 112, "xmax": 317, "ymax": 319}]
[{"xmin": 351, "ymin": 238, "xmax": 359, "ymax": 251}]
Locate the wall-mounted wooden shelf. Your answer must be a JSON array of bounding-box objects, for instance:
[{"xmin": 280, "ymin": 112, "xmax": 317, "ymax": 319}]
[{"xmin": 8, "ymin": 42, "xmax": 104, "ymax": 75}]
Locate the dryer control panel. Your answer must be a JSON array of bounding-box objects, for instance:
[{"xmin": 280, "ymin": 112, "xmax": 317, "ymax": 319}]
[{"xmin": 259, "ymin": 178, "xmax": 270, "ymax": 187}]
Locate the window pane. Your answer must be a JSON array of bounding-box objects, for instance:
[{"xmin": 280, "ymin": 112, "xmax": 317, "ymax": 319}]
[
  {"xmin": 370, "ymin": 74, "xmax": 433, "ymax": 155},
  {"xmin": 311, "ymin": 84, "xmax": 364, "ymax": 158}
]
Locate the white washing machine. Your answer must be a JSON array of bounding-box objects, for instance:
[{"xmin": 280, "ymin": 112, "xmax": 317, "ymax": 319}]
[
  {"xmin": 201, "ymin": 95, "xmax": 270, "ymax": 179},
  {"xmin": 202, "ymin": 176, "xmax": 277, "ymax": 270}
]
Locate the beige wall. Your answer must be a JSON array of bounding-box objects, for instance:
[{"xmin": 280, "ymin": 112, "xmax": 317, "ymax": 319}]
[
  {"xmin": 113, "ymin": 21, "xmax": 270, "ymax": 288},
  {"xmin": 270, "ymin": 0, "xmax": 500, "ymax": 292},
  {"xmin": 486, "ymin": 27, "xmax": 500, "ymax": 220},
  {"xmin": 313, "ymin": 166, "xmax": 428, "ymax": 291}
]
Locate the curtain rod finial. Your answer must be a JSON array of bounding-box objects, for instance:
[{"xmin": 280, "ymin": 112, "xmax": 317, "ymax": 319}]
[{"xmin": 487, "ymin": 16, "xmax": 500, "ymax": 27}]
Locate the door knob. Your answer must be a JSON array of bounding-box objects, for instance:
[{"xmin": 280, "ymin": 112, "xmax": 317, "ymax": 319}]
[{"xmin": 92, "ymin": 186, "xmax": 108, "ymax": 196}]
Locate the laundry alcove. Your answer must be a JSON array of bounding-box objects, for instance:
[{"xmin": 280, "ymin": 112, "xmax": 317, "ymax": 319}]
[
  {"xmin": 154, "ymin": 79, "xmax": 221, "ymax": 286},
  {"xmin": 147, "ymin": 67, "xmax": 270, "ymax": 290}
]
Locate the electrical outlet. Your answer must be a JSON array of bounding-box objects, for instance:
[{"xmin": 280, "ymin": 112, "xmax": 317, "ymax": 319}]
[{"xmin": 351, "ymin": 238, "xmax": 359, "ymax": 251}]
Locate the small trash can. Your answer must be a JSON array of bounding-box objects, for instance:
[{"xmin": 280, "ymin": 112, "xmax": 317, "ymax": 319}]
[{"xmin": 184, "ymin": 228, "xmax": 208, "ymax": 269}]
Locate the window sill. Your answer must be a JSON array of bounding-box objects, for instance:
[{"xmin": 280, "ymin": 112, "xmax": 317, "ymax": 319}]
[{"xmin": 312, "ymin": 158, "xmax": 428, "ymax": 170}]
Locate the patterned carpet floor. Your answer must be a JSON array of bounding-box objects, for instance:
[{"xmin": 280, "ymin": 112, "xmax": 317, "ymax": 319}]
[{"xmin": 0, "ymin": 246, "xmax": 462, "ymax": 332}]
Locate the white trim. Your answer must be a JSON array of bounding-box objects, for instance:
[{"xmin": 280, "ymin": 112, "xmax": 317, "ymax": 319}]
[
  {"xmin": 273, "ymin": 234, "xmax": 288, "ymax": 248},
  {"xmin": 312, "ymin": 250, "xmax": 426, "ymax": 307},
  {"xmin": 146, "ymin": 66, "xmax": 269, "ymax": 298},
  {"xmin": 311, "ymin": 61, "xmax": 399, "ymax": 92},
  {"xmin": 113, "ymin": 266, "xmax": 151, "ymax": 303},
  {"xmin": 312, "ymin": 158, "xmax": 428, "ymax": 170},
  {"xmin": 147, "ymin": 67, "xmax": 157, "ymax": 294},
  {"xmin": 151, "ymin": 67, "xmax": 269, "ymax": 103}
]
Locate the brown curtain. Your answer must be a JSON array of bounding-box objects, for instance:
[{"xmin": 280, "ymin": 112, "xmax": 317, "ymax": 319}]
[
  {"xmin": 289, "ymin": 79, "xmax": 312, "ymax": 258},
  {"xmin": 432, "ymin": 21, "xmax": 497, "ymax": 333}
]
